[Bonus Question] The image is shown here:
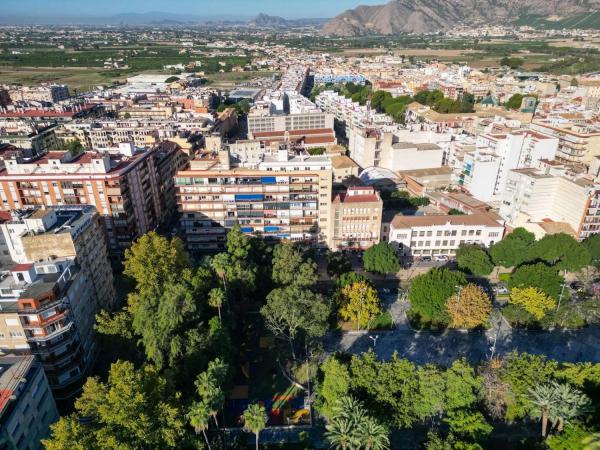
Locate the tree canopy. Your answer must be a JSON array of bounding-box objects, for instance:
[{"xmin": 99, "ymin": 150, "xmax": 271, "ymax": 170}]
[
  {"xmin": 446, "ymin": 284, "xmax": 492, "ymax": 329},
  {"xmin": 43, "ymin": 361, "xmax": 188, "ymax": 450},
  {"xmin": 408, "ymin": 268, "xmax": 467, "ymax": 328},
  {"xmin": 363, "ymin": 242, "xmax": 400, "ymax": 275},
  {"xmin": 456, "ymin": 244, "xmax": 494, "ymax": 276}
]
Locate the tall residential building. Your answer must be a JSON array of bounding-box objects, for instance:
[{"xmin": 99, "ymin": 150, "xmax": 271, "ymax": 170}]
[
  {"xmin": 0, "ymin": 143, "xmax": 186, "ymax": 255},
  {"xmin": 500, "ymin": 167, "xmax": 600, "ymax": 240},
  {"xmin": 175, "ymin": 147, "xmax": 332, "ymax": 252},
  {"xmin": 531, "ymin": 120, "xmax": 600, "ymax": 166},
  {"xmin": 0, "ymin": 206, "xmax": 116, "ymax": 399},
  {"xmin": 459, "ymin": 130, "xmax": 558, "ymax": 203},
  {"xmin": 7, "ymin": 84, "xmax": 69, "ymax": 103},
  {"xmin": 386, "ymin": 214, "xmax": 505, "ymax": 258},
  {"xmin": 0, "ymin": 355, "xmax": 59, "ymax": 450},
  {"xmin": 330, "ymin": 186, "xmax": 383, "ymax": 250},
  {"xmin": 347, "ymin": 127, "xmax": 446, "ymax": 170}
]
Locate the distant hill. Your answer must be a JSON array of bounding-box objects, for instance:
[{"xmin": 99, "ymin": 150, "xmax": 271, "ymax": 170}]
[
  {"xmin": 249, "ymin": 13, "xmax": 289, "ymax": 27},
  {"xmin": 248, "ymin": 13, "xmax": 329, "ymax": 28},
  {"xmin": 321, "ymin": 0, "xmax": 600, "ymax": 35}
]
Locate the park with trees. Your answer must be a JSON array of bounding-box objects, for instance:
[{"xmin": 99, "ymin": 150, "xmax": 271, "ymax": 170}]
[{"xmin": 42, "ymin": 225, "xmax": 600, "ymax": 449}]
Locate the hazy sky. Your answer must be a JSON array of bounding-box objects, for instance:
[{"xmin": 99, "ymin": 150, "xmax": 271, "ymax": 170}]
[{"xmin": 1, "ymin": 0, "xmax": 385, "ymax": 19}]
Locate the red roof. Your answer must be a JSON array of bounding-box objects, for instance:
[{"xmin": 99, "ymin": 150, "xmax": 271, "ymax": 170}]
[
  {"xmin": 11, "ymin": 263, "xmax": 34, "ymax": 272},
  {"xmin": 334, "ymin": 193, "xmax": 381, "ymax": 203},
  {"xmin": 0, "ymin": 389, "xmax": 12, "ymax": 415},
  {"xmin": 0, "ymin": 105, "xmax": 95, "ymax": 118}
]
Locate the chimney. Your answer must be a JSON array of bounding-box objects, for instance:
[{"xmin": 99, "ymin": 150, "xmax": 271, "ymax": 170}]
[
  {"xmin": 218, "ymin": 148, "xmax": 230, "ymax": 170},
  {"xmin": 278, "ymin": 146, "xmax": 289, "ymax": 162}
]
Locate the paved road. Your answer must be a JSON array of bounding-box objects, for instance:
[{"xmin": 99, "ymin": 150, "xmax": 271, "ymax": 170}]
[{"xmin": 325, "ymin": 297, "xmax": 600, "ymax": 365}]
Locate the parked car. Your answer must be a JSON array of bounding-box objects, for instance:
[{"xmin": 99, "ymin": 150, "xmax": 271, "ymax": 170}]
[{"xmin": 433, "ymin": 255, "xmax": 449, "ymax": 262}]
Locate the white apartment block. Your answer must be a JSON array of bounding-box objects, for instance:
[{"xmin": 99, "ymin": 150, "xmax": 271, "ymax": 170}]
[
  {"xmin": 247, "ymin": 112, "xmax": 334, "ymax": 137},
  {"xmin": 386, "ymin": 214, "xmax": 505, "ymax": 258},
  {"xmin": 459, "ymin": 130, "xmax": 558, "ymax": 203},
  {"xmin": 500, "ymin": 167, "xmax": 600, "ymax": 240},
  {"xmin": 347, "ymin": 127, "xmax": 446, "ymax": 171},
  {"xmin": 530, "ymin": 120, "xmax": 600, "ymax": 166}
]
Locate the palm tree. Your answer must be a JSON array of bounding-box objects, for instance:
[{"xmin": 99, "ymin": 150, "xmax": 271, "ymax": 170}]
[
  {"xmin": 195, "ymin": 372, "xmax": 224, "ymax": 427},
  {"xmin": 529, "ymin": 381, "xmax": 592, "ymax": 437},
  {"xmin": 210, "ymin": 253, "xmax": 230, "ymax": 293},
  {"xmin": 325, "ymin": 396, "xmax": 389, "ymax": 450},
  {"xmin": 187, "ymin": 401, "xmax": 212, "ymax": 450},
  {"xmin": 549, "ymin": 382, "xmax": 592, "ymax": 433},
  {"xmin": 243, "ymin": 403, "xmax": 268, "ymax": 450},
  {"xmin": 360, "ymin": 416, "xmax": 390, "ymax": 450},
  {"xmin": 325, "ymin": 417, "xmax": 360, "ymax": 450},
  {"xmin": 208, "ymin": 288, "xmax": 225, "ymax": 321},
  {"xmin": 528, "ymin": 383, "xmax": 556, "ymax": 437}
]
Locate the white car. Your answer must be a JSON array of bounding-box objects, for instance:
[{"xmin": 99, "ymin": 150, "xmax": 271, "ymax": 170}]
[{"xmin": 433, "ymin": 255, "xmax": 449, "ymax": 262}]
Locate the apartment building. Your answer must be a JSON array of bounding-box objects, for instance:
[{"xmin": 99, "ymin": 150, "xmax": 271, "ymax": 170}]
[
  {"xmin": 0, "ymin": 144, "xmax": 184, "ymax": 254},
  {"xmin": 7, "ymin": 84, "xmax": 69, "ymax": 103},
  {"xmin": 0, "ymin": 207, "xmax": 115, "ymax": 399},
  {"xmin": 459, "ymin": 130, "xmax": 558, "ymax": 203},
  {"xmin": 247, "ymin": 111, "xmax": 334, "ymax": 137},
  {"xmin": 386, "ymin": 214, "xmax": 505, "ymax": 258},
  {"xmin": 55, "ymin": 118, "xmax": 212, "ymax": 149},
  {"xmin": 0, "ymin": 355, "xmax": 59, "ymax": 450},
  {"xmin": 0, "ymin": 123, "xmax": 59, "ymax": 157},
  {"xmin": 175, "ymin": 147, "xmax": 332, "ymax": 252},
  {"xmin": 315, "ymin": 90, "xmax": 395, "ymax": 131},
  {"xmin": 347, "ymin": 128, "xmax": 446, "ymax": 171},
  {"xmin": 331, "ymin": 186, "xmax": 383, "ymax": 250},
  {"xmin": 531, "ymin": 120, "xmax": 600, "ymax": 166},
  {"xmin": 500, "ymin": 167, "xmax": 600, "ymax": 240}
]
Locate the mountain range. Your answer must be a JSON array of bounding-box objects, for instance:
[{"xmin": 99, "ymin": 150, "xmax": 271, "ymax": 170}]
[{"xmin": 321, "ymin": 0, "xmax": 600, "ymax": 35}]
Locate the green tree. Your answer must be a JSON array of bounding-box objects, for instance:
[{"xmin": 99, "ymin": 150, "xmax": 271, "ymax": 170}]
[
  {"xmin": 123, "ymin": 231, "xmax": 190, "ymax": 295},
  {"xmin": 96, "ymin": 233, "xmax": 215, "ymax": 369},
  {"xmin": 43, "ymin": 361, "xmax": 187, "ymax": 450},
  {"xmin": 348, "ymin": 352, "xmax": 416, "ymax": 427},
  {"xmin": 408, "ymin": 268, "xmax": 466, "ymax": 328},
  {"xmin": 336, "ymin": 272, "xmax": 369, "ymax": 289},
  {"xmin": 499, "ymin": 352, "xmax": 558, "ymax": 420},
  {"xmin": 500, "ymin": 57, "xmax": 524, "ymax": 69},
  {"xmin": 444, "ymin": 410, "xmax": 492, "ymax": 442},
  {"xmin": 317, "ymin": 356, "xmax": 351, "ymax": 419},
  {"xmin": 509, "ymin": 286, "xmax": 556, "ymax": 320},
  {"xmin": 508, "ymin": 263, "xmax": 564, "ymax": 300},
  {"xmin": 325, "ymin": 397, "xmax": 390, "ymax": 450},
  {"xmin": 327, "ymin": 251, "xmax": 353, "ymax": 277},
  {"xmin": 583, "ymin": 233, "xmax": 600, "ymax": 268},
  {"xmin": 455, "ymin": 244, "xmax": 494, "ymax": 276},
  {"xmin": 505, "ymin": 93, "xmax": 525, "ymax": 109},
  {"xmin": 529, "ymin": 382, "xmax": 557, "ymax": 437},
  {"xmin": 490, "ymin": 227, "xmax": 535, "ymax": 267},
  {"xmin": 529, "ymin": 381, "xmax": 592, "ymax": 437},
  {"xmin": 272, "ymin": 242, "xmax": 318, "ymax": 287},
  {"xmin": 242, "ymin": 403, "xmax": 268, "ymax": 450},
  {"xmin": 547, "ymin": 424, "xmax": 591, "ymax": 450},
  {"xmin": 529, "ymin": 233, "xmax": 591, "ymax": 272},
  {"xmin": 208, "ymin": 288, "xmax": 224, "ymax": 321},
  {"xmin": 363, "ymin": 242, "xmax": 400, "ymax": 275},
  {"xmin": 194, "ymin": 358, "xmax": 228, "ymax": 427},
  {"xmin": 261, "ymin": 286, "xmax": 330, "ymax": 359},
  {"xmin": 337, "ymin": 281, "xmax": 382, "ymax": 330},
  {"xmin": 65, "ymin": 139, "xmax": 85, "ymax": 155},
  {"xmin": 445, "ymin": 358, "xmax": 484, "ymax": 411},
  {"xmin": 187, "ymin": 402, "xmax": 212, "ymax": 450}
]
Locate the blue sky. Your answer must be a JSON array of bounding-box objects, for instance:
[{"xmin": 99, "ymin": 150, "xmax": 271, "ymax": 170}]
[{"xmin": 1, "ymin": 0, "xmax": 384, "ymax": 19}]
